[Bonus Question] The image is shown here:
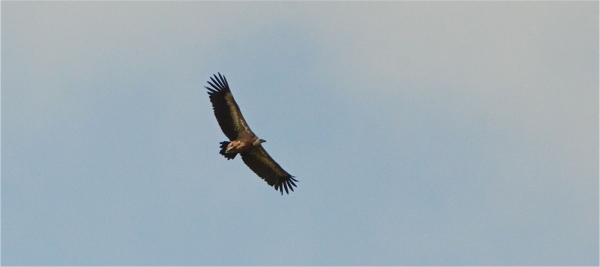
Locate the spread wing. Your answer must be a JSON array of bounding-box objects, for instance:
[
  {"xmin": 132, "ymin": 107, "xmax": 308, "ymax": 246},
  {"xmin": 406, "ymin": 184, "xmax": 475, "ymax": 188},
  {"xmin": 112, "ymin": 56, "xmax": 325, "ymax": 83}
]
[
  {"xmin": 241, "ymin": 146, "xmax": 298, "ymax": 195},
  {"xmin": 205, "ymin": 73, "xmax": 254, "ymax": 140}
]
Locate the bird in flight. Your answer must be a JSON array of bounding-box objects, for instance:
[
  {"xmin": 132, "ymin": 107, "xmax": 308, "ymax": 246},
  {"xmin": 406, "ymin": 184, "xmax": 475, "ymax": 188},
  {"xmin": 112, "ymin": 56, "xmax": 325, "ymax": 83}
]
[{"xmin": 205, "ymin": 73, "xmax": 298, "ymax": 194}]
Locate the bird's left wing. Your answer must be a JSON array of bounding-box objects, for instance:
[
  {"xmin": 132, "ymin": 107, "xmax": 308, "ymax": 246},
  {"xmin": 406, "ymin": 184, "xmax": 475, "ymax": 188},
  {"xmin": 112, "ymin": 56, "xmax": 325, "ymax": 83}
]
[{"xmin": 241, "ymin": 146, "xmax": 298, "ymax": 194}]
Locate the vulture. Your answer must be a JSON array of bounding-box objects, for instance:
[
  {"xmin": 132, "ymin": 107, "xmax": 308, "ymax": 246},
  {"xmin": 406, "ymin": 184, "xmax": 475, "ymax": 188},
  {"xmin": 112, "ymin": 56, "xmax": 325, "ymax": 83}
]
[{"xmin": 205, "ymin": 73, "xmax": 298, "ymax": 194}]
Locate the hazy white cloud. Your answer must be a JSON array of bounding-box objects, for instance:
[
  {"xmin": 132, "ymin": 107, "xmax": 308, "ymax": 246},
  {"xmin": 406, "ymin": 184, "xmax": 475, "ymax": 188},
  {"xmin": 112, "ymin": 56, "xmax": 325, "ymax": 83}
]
[{"xmin": 3, "ymin": 2, "xmax": 597, "ymax": 265}]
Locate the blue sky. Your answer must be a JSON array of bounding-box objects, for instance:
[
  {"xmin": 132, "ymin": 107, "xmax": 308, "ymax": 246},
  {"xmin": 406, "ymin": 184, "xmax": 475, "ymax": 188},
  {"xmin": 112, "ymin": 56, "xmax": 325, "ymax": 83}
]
[{"xmin": 2, "ymin": 2, "xmax": 598, "ymax": 265}]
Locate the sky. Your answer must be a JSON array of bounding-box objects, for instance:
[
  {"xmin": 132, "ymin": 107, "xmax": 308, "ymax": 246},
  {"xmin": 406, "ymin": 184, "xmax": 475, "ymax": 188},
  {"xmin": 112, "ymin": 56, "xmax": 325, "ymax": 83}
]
[{"xmin": 2, "ymin": 2, "xmax": 598, "ymax": 265}]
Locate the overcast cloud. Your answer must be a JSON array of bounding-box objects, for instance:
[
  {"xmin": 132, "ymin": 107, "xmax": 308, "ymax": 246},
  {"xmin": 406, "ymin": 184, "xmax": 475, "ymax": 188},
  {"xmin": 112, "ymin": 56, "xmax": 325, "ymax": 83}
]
[{"xmin": 2, "ymin": 2, "xmax": 598, "ymax": 265}]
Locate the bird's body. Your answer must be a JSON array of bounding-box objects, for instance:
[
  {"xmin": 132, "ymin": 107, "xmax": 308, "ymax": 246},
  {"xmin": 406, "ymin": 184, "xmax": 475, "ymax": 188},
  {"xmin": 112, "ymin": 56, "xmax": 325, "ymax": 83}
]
[
  {"xmin": 223, "ymin": 138, "xmax": 254, "ymax": 154},
  {"xmin": 205, "ymin": 73, "xmax": 297, "ymax": 194},
  {"xmin": 219, "ymin": 134, "xmax": 263, "ymax": 157}
]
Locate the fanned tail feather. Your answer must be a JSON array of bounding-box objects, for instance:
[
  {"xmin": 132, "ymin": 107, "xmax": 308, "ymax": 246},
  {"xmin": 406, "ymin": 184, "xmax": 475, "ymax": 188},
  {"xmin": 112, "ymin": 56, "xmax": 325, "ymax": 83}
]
[{"xmin": 219, "ymin": 141, "xmax": 236, "ymax": 160}]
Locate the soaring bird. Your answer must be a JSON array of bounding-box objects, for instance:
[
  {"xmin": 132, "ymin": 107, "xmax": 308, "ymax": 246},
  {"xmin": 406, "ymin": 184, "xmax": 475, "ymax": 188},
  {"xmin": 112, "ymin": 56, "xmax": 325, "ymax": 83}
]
[{"xmin": 205, "ymin": 73, "xmax": 298, "ymax": 194}]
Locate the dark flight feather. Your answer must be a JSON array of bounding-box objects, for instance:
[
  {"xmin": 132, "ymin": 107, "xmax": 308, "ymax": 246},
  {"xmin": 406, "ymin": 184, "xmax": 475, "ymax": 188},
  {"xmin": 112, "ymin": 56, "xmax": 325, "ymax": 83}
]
[
  {"xmin": 241, "ymin": 146, "xmax": 298, "ymax": 195},
  {"xmin": 205, "ymin": 73, "xmax": 253, "ymax": 141}
]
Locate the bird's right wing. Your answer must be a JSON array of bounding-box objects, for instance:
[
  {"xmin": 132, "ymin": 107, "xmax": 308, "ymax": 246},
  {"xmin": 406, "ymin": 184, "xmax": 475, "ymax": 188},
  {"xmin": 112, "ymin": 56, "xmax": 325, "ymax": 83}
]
[{"xmin": 205, "ymin": 73, "xmax": 253, "ymax": 140}]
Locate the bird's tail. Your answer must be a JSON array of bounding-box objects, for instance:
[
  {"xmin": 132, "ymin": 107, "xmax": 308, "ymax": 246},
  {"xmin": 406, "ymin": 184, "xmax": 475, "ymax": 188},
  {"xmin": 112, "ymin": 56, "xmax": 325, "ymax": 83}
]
[{"xmin": 219, "ymin": 141, "xmax": 236, "ymax": 160}]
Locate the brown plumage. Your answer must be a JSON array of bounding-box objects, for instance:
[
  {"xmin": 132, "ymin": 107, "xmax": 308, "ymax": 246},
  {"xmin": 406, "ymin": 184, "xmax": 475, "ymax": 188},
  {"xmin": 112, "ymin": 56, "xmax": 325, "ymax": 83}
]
[{"xmin": 205, "ymin": 73, "xmax": 298, "ymax": 194}]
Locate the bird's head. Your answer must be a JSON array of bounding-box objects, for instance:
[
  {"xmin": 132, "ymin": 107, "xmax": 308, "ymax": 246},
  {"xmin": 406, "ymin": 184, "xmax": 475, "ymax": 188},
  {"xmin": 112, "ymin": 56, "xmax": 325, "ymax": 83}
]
[{"xmin": 253, "ymin": 138, "xmax": 266, "ymax": 146}]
